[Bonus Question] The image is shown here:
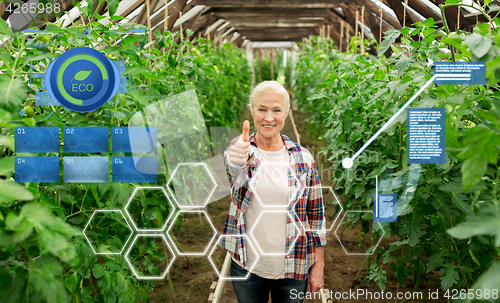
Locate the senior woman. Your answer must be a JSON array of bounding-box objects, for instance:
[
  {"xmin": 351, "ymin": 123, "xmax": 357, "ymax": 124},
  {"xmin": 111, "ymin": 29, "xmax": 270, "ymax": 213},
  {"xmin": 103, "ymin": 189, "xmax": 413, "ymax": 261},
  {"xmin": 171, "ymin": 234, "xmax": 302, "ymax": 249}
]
[{"xmin": 220, "ymin": 81, "xmax": 327, "ymax": 303}]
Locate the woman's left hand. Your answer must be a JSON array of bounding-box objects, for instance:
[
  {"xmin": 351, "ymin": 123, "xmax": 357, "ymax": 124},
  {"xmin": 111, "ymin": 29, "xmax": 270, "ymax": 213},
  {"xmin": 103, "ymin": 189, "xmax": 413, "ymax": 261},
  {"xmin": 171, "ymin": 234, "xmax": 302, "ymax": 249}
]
[{"xmin": 307, "ymin": 261, "xmax": 324, "ymax": 299}]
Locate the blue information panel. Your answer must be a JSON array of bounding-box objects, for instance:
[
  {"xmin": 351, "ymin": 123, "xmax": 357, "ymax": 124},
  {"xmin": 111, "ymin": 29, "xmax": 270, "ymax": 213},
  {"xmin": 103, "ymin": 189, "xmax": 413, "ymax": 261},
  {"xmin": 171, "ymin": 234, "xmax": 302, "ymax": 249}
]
[
  {"xmin": 15, "ymin": 157, "xmax": 60, "ymax": 183},
  {"xmin": 15, "ymin": 127, "xmax": 59, "ymax": 153},
  {"xmin": 373, "ymin": 194, "xmax": 397, "ymax": 223},
  {"xmin": 407, "ymin": 108, "xmax": 445, "ymax": 165},
  {"xmin": 112, "ymin": 127, "xmax": 157, "ymax": 153},
  {"xmin": 64, "ymin": 157, "xmax": 108, "ymax": 183},
  {"xmin": 434, "ymin": 62, "xmax": 486, "ymax": 85},
  {"xmin": 64, "ymin": 127, "xmax": 109, "ymax": 153},
  {"xmin": 112, "ymin": 156, "xmax": 157, "ymax": 183}
]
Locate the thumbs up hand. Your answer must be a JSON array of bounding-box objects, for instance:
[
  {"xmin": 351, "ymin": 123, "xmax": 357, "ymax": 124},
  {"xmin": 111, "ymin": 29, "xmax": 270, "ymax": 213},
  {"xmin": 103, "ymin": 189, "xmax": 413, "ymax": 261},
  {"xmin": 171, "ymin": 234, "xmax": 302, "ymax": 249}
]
[{"xmin": 229, "ymin": 120, "xmax": 251, "ymax": 165}]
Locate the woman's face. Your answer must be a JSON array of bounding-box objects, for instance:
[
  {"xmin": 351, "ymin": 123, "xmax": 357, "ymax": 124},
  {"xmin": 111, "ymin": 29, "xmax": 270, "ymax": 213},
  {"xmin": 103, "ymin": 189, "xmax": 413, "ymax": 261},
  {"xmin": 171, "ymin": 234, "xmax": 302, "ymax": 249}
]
[{"xmin": 251, "ymin": 91, "xmax": 288, "ymax": 139}]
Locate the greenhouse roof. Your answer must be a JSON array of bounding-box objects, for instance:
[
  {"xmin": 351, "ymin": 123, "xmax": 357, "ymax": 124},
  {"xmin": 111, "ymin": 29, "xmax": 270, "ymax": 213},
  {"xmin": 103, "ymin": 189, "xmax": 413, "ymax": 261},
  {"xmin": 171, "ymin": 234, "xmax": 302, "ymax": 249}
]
[{"xmin": 2, "ymin": 0, "xmax": 499, "ymax": 50}]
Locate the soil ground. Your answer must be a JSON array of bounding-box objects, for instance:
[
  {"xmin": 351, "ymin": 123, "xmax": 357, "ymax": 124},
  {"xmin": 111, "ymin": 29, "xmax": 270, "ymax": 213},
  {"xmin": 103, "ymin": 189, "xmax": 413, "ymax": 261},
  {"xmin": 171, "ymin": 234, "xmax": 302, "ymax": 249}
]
[{"xmin": 148, "ymin": 110, "xmax": 440, "ymax": 303}]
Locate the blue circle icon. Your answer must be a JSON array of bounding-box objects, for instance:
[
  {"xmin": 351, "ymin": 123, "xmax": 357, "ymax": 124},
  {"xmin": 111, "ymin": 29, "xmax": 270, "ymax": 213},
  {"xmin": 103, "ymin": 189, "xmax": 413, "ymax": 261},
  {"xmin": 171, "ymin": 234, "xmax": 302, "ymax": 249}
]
[{"xmin": 45, "ymin": 47, "xmax": 121, "ymax": 113}]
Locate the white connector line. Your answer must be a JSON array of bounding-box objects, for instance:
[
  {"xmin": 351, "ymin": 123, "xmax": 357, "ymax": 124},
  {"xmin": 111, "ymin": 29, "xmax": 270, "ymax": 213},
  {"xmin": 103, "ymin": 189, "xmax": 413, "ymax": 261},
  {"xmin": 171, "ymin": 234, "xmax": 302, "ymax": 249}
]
[{"xmin": 342, "ymin": 74, "xmax": 438, "ymax": 169}]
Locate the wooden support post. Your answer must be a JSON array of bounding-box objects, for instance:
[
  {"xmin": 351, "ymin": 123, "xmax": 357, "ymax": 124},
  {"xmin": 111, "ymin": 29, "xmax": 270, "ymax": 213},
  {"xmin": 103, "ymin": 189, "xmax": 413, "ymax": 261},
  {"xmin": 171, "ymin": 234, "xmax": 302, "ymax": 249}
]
[
  {"xmin": 289, "ymin": 48, "xmax": 293, "ymax": 90},
  {"xmin": 270, "ymin": 48, "xmax": 274, "ymax": 80},
  {"xmin": 355, "ymin": 10, "xmax": 359, "ymax": 37},
  {"xmin": 179, "ymin": 11, "xmax": 183, "ymax": 43},
  {"xmin": 146, "ymin": 0, "xmax": 152, "ymax": 45},
  {"xmin": 340, "ymin": 21, "xmax": 344, "ymax": 53},
  {"xmin": 360, "ymin": 6, "xmax": 365, "ymax": 55},
  {"xmin": 327, "ymin": 25, "xmax": 331, "ymax": 49},
  {"xmin": 207, "ymin": 253, "xmax": 232, "ymax": 303},
  {"xmin": 403, "ymin": 0, "xmax": 409, "ymax": 27},
  {"xmin": 259, "ymin": 49, "xmax": 263, "ymax": 82},
  {"xmin": 379, "ymin": 7, "xmax": 383, "ymax": 46}
]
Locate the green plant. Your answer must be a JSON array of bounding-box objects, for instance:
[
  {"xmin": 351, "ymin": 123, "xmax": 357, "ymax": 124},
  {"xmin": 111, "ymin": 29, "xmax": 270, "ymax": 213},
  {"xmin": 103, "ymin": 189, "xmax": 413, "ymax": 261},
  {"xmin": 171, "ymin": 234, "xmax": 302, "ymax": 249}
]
[
  {"xmin": 0, "ymin": 2, "xmax": 251, "ymax": 301},
  {"xmin": 294, "ymin": 8, "xmax": 500, "ymax": 294}
]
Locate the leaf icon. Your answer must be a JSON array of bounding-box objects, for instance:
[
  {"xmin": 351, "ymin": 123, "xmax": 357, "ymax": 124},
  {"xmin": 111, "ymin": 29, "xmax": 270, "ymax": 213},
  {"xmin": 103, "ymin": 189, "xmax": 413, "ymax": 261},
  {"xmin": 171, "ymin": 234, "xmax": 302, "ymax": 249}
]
[{"xmin": 71, "ymin": 70, "xmax": 92, "ymax": 81}]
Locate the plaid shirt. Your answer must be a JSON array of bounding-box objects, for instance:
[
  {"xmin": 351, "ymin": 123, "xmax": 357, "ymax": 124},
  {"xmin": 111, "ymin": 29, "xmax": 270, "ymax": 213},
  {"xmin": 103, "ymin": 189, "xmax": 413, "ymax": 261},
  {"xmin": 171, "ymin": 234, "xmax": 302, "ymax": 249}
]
[{"xmin": 219, "ymin": 132, "xmax": 327, "ymax": 280}]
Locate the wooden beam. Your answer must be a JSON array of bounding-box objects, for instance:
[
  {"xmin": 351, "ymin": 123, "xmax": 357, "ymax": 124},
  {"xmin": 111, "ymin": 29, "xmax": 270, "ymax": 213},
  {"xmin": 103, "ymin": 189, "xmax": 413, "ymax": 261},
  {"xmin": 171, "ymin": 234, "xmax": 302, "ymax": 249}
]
[
  {"xmin": 197, "ymin": 0, "xmax": 343, "ymax": 8},
  {"xmin": 114, "ymin": 0, "xmax": 145, "ymax": 24},
  {"xmin": 408, "ymin": 0, "xmax": 442, "ymax": 21},
  {"xmin": 232, "ymin": 22, "xmax": 321, "ymax": 28},
  {"xmin": 168, "ymin": 0, "xmax": 188, "ymax": 30},
  {"xmin": 386, "ymin": 0, "xmax": 414, "ymax": 27},
  {"xmin": 209, "ymin": 7, "xmax": 332, "ymax": 18}
]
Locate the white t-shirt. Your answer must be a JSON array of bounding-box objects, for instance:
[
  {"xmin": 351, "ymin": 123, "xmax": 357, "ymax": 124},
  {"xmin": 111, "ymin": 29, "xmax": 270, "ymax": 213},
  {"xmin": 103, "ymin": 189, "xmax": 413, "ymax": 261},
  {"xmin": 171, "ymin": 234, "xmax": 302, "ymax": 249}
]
[{"xmin": 233, "ymin": 145, "xmax": 289, "ymax": 279}]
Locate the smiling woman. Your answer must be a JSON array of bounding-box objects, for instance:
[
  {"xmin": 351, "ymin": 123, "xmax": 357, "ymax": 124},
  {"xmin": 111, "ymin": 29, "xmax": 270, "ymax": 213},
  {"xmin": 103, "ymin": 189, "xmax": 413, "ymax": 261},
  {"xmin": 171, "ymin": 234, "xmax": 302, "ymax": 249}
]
[{"xmin": 221, "ymin": 81, "xmax": 327, "ymax": 303}]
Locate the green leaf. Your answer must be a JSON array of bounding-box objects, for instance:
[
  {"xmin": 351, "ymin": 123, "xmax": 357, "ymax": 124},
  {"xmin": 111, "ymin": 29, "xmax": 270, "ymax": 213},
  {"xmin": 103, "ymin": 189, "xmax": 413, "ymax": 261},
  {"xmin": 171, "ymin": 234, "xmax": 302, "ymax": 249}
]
[
  {"xmin": 464, "ymin": 33, "xmax": 492, "ymax": 58},
  {"xmin": 466, "ymin": 261, "xmax": 500, "ymax": 303},
  {"xmin": 461, "ymin": 152, "xmax": 488, "ymax": 192},
  {"xmin": 440, "ymin": 266, "xmax": 459, "ymax": 290},
  {"xmin": 0, "ymin": 74, "xmax": 29, "ymax": 109},
  {"xmin": 0, "ymin": 135, "xmax": 15, "ymax": 150},
  {"xmin": 447, "ymin": 207, "xmax": 500, "ymax": 247},
  {"xmin": 378, "ymin": 29, "xmax": 400, "ymax": 57},
  {"xmin": 21, "ymin": 53, "xmax": 59, "ymax": 65},
  {"xmin": 424, "ymin": 17, "xmax": 435, "ymax": 28},
  {"xmin": 0, "ymin": 181, "xmax": 34, "ymax": 204},
  {"xmin": 402, "ymin": 214, "xmax": 426, "ymax": 247},
  {"xmin": 450, "ymin": 192, "xmax": 474, "ymax": 216},
  {"xmin": 105, "ymin": 0, "xmax": 120, "ymax": 16},
  {"xmin": 93, "ymin": 263, "xmax": 105, "ymax": 279},
  {"xmin": 0, "ymin": 17, "xmax": 13, "ymax": 36},
  {"xmin": 71, "ymin": 70, "xmax": 92, "ymax": 81},
  {"xmin": 30, "ymin": 256, "xmax": 69, "ymax": 303},
  {"xmin": 426, "ymin": 251, "xmax": 444, "ymax": 273}
]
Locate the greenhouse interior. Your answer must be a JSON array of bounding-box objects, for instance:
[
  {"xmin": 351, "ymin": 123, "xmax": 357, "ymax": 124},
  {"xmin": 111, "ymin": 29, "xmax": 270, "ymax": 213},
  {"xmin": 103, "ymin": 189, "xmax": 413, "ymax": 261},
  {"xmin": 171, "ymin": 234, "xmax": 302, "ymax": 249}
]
[{"xmin": 1, "ymin": 0, "xmax": 500, "ymax": 302}]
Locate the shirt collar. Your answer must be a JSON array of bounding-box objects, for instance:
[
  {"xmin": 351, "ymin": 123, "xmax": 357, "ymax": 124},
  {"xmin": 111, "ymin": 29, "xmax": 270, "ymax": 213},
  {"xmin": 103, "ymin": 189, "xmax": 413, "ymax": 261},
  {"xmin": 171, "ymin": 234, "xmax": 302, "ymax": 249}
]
[{"xmin": 249, "ymin": 132, "xmax": 297, "ymax": 151}]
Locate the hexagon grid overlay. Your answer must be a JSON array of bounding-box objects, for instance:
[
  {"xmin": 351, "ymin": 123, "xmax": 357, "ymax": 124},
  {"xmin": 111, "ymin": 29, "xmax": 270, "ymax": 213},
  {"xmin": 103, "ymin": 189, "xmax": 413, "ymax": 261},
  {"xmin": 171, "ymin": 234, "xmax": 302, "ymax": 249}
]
[
  {"xmin": 124, "ymin": 186, "xmax": 176, "ymax": 232},
  {"xmin": 334, "ymin": 210, "xmax": 385, "ymax": 256},
  {"xmin": 250, "ymin": 210, "xmax": 300, "ymax": 256},
  {"xmin": 83, "ymin": 210, "xmax": 133, "ymax": 255},
  {"xmin": 208, "ymin": 235, "xmax": 260, "ymax": 280},
  {"xmin": 167, "ymin": 163, "xmax": 217, "ymax": 208},
  {"xmin": 124, "ymin": 234, "xmax": 176, "ymax": 280},
  {"xmin": 165, "ymin": 210, "xmax": 217, "ymax": 256},
  {"xmin": 296, "ymin": 186, "xmax": 343, "ymax": 233},
  {"xmin": 249, "ymin": 163, "xmax": 305, "ymax": 208}
]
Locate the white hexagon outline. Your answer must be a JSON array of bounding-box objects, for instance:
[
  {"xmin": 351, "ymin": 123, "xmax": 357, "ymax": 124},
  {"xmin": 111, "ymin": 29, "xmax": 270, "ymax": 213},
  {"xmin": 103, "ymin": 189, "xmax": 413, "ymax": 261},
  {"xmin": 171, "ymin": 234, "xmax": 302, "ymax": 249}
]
[
  {"xmin": 165, "ymin": 209, "xmax": 218, "ymax": 256},
  {"xmin": 249, "ymin": 210, "xmax": 300, "ymax": 256},
  {"xmin": 83, "ymin": 209, "xmax": 134, "ymax": 255},
  {"xmin": 124, "ymin": 233, "xmax": 176, "ymax": 280},
  {"xmin": 293, "ymin": 186, "xmax": 344, "ymax": 233},
  {"xmin": 166, "ymin": 163, "xmax": 217, "ymax": 209},
  {"xmin": 249, "ymin": 163, "xmax": 306, "ymax": 208},
  {"xmin": 334, "ymin": 210, "xmax": 385, "ymax": 256},
  {"xmin": 124, "ymin": 186, "xmax": 176, "ymax": 232},
  {"xmin": 208, "ymin": 234, "xmax": 260, "ymax": 280}
]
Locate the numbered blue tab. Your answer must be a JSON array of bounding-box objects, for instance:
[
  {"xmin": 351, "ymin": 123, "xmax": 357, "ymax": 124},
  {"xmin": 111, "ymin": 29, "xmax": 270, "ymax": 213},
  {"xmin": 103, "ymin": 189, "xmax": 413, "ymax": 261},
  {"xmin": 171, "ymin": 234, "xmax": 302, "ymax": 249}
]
[
  {"xmin": 112, "ymin": 157, "xmax": 157, "ymax": 183},
  {"xmin": 15, "ymin": 127, "xmax": 59, "ymax": 153},
  {"xmin": 15, "ymin": 157, "xmax": 60, "ymax": 183},
  {"xmin": 64, "ymin": 127, "xmax": 109, "ymax": 153},
  {"xmin": 373, "ymin": 194, "xmax": 397, "ymax": 223},
  {"xmin": 64, "ymin": 157, "xmax": 109, "ymax": 183},
  {"xmin": 112, "ymin": 127, "xmax": 157, "ymax": 153},
  {"xmin": 434, "ymin": 61, "xmax": 486, "ymax": 85}
]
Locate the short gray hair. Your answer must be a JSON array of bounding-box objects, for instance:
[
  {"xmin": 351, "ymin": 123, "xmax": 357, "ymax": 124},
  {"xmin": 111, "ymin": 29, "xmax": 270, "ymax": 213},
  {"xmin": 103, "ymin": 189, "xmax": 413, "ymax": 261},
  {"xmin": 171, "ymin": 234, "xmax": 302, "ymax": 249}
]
[{"xmin": 248, "ymin": 81, "xmax": 290, "ymax": 113}]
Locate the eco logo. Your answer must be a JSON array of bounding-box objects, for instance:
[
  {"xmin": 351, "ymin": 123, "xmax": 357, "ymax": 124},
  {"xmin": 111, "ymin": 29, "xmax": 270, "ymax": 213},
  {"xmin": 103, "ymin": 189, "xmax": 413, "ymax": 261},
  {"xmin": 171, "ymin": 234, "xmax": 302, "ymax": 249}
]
[{"xmin": 45, "ymin": 47, "xmax": 121, "ymax": 113}]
